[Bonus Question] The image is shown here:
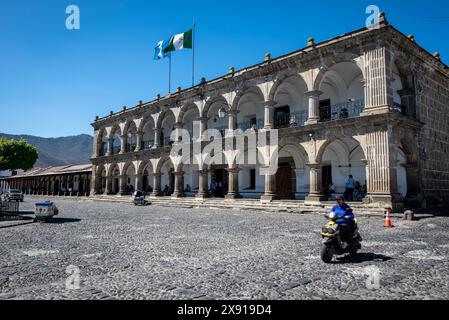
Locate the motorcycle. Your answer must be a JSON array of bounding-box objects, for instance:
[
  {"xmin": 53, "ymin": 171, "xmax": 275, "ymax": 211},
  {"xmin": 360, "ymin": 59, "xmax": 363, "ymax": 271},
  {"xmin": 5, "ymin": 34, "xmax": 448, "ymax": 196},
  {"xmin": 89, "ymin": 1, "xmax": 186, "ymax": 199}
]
[
  {"xmin": 133, "ymin": 190, "xmax": 150, "ymax": 206},
  {"xmin": 319, "ymin": 211, "xmax": 362, "ymax": 263}
]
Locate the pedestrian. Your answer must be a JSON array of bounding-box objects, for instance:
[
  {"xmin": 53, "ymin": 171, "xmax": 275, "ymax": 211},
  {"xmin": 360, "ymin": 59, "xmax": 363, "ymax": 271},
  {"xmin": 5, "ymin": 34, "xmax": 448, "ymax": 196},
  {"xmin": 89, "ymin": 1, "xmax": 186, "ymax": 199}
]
[{"xmin": 345, "ymin": 175, "xmax": 355, "ymax": 202}]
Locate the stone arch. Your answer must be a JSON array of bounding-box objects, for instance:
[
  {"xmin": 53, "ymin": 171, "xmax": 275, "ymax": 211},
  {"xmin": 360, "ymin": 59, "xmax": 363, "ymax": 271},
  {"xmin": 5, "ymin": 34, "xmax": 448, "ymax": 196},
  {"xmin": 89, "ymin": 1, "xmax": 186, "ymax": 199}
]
[
  {"xmin": 180, "ymin": 102, "xmax": 201, "ymax": 141},
  {"xmin": 96, "ymin": 128, "xmax": 108, "ymax": 156},
  {"xmin": 270, "ymin": 74, "xmax": 310, "ymax": 126},
  {"xmin": 179, "ymin": 101, "xmax": 201, "ymax": 123},
  {"xmin": 123, "ymin": 119, "xmax": 138, "ymax": 136},
  {"xmin": 397, "ymin": 136, "xmax": 420, "ymax": 199},
  {"xmin": 138, "ymin": 114, "xmax": 155, "ymax": 133},
  {"xmin": 137, "ymin": 160, "xmax": 154, "ymax": 176},
  {"xmin": 278, "ymin": 143, "xmax": 308, "ymax": 169},
  {"xmin": 124, "ymin": 121, "xmax": 138, "ymax": 153},
  {"xmin": 95, "ymin": 164, "xmax": 107, "ymax": 194},
  {"xmin": 156, "ymin": 108, "xmax": 176, "ymax": 130},
  {"xmin": 157, "ymin": 108, "xmax": 177, "ymax": 146},
  {"xmin": 268, "ymin": 72, "xmax": 309, "ymax": 101},
  {"xmin": 313, "ymin": 54, "xmax": 365, "ymax": 91},
  {"xmin": 157, "ymin": 157, "xmax": 176, "ymax": 196},
  {"xmin": 108, "ymin": 163, "xmax": 121, "ymax": 195},
  {"xmin": 122, "ymin": 162, "xmax": 137, "ymax": 191},
  {"xmin": 138, "ymin": 160, "xmax": 155, "ymax": 192},
  {"xmin": 278, "ymin": 143, "xmax": 310, "ymax": 198},
  {"xmin": 203, "ymin": 95, "xmax": 229, "ymax": 118},
  {"xmin": 317, "ymin": 136, "xmax": 367, "ymax": 197},
  {"xmin": 230, "ymin": 85, "xmax": 265, "ymax": 111},
  {"xmin": 109, "ymin": 125, "xmax": 122, "ymax": 155}
]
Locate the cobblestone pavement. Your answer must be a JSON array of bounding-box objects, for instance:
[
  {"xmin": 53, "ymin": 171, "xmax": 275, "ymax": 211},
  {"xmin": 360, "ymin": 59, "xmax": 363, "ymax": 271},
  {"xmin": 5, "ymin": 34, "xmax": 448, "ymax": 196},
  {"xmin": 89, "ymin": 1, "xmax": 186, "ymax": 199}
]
[{"xmin": 1, "ymin": 197, "xmax": 449, "ymax": 300}]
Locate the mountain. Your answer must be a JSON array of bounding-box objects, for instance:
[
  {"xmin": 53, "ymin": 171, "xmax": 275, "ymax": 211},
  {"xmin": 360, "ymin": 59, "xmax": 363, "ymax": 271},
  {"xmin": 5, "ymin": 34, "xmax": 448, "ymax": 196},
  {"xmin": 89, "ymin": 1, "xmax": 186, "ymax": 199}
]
[{"xmin": 0, "ymin": 133, "xmax": 93, "ymax": 168}]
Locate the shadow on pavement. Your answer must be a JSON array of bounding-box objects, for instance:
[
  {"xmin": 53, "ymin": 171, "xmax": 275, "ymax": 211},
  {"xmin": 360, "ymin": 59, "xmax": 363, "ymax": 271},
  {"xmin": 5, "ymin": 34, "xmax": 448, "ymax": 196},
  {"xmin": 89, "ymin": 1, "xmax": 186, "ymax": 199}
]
[
  {"xmin": 49, "ymin": 217, "xmax": 81, "ymax": 224},
  {"xmin": 335, "ymin": 252, "xmax": 393, "ymax": 264}
]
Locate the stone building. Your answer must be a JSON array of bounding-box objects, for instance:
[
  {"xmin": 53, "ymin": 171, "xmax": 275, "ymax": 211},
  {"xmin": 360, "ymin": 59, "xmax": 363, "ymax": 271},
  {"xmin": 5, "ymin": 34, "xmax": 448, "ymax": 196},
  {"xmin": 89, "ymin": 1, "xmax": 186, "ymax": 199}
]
[
  {"xmin": 4, "ymin": 165, "xmax": 92, "ymax": 197},
  {"xmin": 90, "ymin": 16, "xmax": 449, "ymax": 210}
]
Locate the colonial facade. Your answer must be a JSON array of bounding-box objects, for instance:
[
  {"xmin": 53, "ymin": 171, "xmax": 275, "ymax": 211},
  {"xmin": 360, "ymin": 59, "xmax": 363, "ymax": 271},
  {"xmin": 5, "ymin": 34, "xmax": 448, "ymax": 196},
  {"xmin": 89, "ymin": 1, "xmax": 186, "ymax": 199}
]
[
  {"xmin": 90, "ymin": 16, "xmax": 449, "ymax": 210},
  {"xmin": 4, "ymin": 165, "xmax": 92, "ymax": 197}
]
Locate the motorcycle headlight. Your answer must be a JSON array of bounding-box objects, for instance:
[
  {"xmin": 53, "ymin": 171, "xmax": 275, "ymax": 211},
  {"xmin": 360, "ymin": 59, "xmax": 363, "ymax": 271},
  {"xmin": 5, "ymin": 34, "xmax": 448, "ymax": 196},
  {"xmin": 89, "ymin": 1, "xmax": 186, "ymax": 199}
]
[{"xmin": 329, "ymin": 212, "xmax": 336, "ymax": 220}]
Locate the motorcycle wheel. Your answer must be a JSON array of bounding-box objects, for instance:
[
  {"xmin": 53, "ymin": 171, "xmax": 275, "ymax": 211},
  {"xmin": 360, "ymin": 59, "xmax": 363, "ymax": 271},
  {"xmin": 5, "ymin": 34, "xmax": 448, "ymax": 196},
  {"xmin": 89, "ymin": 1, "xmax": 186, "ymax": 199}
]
[
  {"xmin": 320, "ymin": 244, "xmax": 333, "ymax": 263},
  {"xmin": 349, "ymin": 242, "xmax": 361, "ymax": 256}
]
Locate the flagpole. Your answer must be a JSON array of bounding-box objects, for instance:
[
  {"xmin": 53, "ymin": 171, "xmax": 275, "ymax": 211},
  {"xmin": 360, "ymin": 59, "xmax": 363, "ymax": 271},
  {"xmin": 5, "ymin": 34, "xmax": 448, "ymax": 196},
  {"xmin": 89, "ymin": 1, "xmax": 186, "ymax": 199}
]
[
  {"xmin": 169, "ymin": 53, "xmax": 172, "ymax": 94},
  {"xmin": 192, "ymin": 18, "xmax": 196, "ymax": 87}
]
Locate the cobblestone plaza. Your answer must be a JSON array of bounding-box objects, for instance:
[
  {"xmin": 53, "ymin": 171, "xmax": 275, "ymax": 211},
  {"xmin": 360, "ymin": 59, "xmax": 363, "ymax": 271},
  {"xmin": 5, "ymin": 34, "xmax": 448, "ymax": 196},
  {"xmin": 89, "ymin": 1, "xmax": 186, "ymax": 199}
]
[{"xmin": 1, "ymin": 198, "xmax": 448, "ymax": 300}]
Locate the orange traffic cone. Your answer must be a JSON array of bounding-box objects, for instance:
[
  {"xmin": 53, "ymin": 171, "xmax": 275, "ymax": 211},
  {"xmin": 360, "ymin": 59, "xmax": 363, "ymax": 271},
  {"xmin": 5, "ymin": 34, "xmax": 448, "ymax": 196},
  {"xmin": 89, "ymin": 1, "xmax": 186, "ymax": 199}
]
[{"xmin": 384, "ymin": 208, "xmax": 394, "ymax": 228}]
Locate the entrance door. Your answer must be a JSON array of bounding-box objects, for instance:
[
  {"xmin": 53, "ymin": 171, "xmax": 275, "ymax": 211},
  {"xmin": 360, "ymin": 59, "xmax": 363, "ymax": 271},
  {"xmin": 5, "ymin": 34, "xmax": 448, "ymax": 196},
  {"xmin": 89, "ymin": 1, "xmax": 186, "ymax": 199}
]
[
  {"xmin": 322, "ymin": 165, "xmax": 332, "ymax": 185},
  {"xmin": 319, "ymin": 99, "xmax": 331, "ymax": 121},
  {"xmin": 276, "ymin": 163, "xmax": 293, "ymax": 199},
  {"xmin": 113, "ymin": 178, "xmax": 119, "ymax": 194},
  {"xmin": 211, "ymin": 167, "xmax": 228, "ymax": 197}
]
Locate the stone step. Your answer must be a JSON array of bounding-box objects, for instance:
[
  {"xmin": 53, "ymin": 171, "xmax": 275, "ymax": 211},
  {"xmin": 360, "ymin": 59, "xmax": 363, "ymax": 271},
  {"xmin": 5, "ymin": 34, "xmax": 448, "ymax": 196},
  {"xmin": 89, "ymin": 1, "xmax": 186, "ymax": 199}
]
[{"xmin": 89, "ymin": 195, "xmax": 386, "ymax": 215}]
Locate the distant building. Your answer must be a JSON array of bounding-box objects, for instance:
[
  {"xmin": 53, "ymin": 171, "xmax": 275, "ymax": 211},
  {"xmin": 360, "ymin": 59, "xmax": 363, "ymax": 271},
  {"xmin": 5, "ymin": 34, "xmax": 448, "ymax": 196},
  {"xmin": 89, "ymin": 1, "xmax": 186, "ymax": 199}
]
[
  {"xmin": 0, "ymin": 169, "xmax": 23, "ymax": 194},
  {"xmin": 4, "ymin": 165, "xmax": 92, "ymax": 196}
]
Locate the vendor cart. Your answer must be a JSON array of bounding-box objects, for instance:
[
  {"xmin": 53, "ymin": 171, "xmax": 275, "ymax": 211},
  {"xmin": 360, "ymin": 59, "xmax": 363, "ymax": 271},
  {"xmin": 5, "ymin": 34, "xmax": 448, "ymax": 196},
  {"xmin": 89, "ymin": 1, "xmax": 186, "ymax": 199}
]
[{"xmin": 35, "ymin": 201, "xmax": 59, "ymax": 222}]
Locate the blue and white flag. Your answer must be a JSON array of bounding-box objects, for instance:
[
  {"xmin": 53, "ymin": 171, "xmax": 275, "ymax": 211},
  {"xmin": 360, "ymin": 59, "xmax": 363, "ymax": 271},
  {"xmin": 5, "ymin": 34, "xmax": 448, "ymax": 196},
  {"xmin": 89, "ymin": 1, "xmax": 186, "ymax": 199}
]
[{"xmin": 154, "ymin": 39, "xmax": 170, "ymax": 60}]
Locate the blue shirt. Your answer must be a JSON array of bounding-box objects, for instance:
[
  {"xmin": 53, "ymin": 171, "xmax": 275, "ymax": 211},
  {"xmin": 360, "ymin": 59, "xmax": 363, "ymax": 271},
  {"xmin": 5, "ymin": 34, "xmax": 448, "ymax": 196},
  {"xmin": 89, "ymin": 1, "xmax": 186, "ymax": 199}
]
[
  {"xmin": 346, "ymin": 178, "xmax": 355, "ymax": 189},
  {"xmin": 331, "ymin": 203, "xmax": 355, "ymax": 224}
]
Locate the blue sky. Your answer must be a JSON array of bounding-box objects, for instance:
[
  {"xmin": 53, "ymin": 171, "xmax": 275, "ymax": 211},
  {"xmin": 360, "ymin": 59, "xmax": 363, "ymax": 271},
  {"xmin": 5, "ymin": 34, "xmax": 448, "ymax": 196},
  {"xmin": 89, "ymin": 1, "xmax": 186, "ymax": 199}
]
[{"xmin": 1, "ymin": 0, "xmax": 448, "ymax": 137}]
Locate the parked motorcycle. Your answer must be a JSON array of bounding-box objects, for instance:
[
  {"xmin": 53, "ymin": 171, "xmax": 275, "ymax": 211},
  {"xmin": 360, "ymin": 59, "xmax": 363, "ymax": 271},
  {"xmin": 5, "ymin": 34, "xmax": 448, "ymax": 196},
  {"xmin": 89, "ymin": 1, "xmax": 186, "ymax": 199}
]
[
  {"xmin": 319, "ymin": 211, "xmax": 362, "ymax": 263},
  {"xmin": 133, "ymin": 190, "xmax": 150, "ymax": 206}
]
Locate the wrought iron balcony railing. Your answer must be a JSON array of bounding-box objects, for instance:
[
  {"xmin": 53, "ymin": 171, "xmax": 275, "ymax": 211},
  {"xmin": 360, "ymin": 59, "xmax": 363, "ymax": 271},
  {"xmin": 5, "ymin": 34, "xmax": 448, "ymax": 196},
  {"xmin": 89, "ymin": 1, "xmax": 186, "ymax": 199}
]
[
  {"xmin": 319, "ymin": 99, "xmax": 365, "ymax": 122},
  {"xmin": 112, "ymin": 146, "xmax": 121, "ymax": 155},
  {"xmin": 141, "ymin": 140, "xmax": 154, "ymax": 150},
  {"xmin": 237, "ymin": 119, "xmax": 264, "ymax": 132},
  {"xmin": 274, "ymin": 111, "xmax": 308, "ymax": 129},
  {"xmin": 126, "ymin": 143, "xmax": 137, "ymax": 153}
]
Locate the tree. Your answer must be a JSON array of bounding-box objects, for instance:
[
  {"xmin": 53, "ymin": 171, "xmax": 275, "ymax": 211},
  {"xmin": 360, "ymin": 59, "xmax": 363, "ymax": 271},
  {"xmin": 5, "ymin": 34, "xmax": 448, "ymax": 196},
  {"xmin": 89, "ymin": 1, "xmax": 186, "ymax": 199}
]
[{"xmin": 0, "ymin": 138, "xmax": 38, "ymax": 171}]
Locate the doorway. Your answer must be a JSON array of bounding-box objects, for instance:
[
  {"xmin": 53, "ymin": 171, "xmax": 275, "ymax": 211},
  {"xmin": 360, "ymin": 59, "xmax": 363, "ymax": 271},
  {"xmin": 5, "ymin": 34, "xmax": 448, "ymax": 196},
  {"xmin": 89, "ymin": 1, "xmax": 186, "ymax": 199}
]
[
  {"xmin": 276, "ymin": 163, "xmax": 293, "ymax": 199},
  {"xmin": 211, "ymin": 167, "xmax": 228, "ymax": 198}
]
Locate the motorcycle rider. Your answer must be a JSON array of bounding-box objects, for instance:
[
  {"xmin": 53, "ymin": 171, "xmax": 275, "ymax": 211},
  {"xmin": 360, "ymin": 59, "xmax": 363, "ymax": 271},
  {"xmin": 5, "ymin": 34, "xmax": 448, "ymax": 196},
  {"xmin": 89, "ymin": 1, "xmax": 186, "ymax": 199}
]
[{"xmin": 330, "ymin": 196, "xmax": 356, "ymax": 244}]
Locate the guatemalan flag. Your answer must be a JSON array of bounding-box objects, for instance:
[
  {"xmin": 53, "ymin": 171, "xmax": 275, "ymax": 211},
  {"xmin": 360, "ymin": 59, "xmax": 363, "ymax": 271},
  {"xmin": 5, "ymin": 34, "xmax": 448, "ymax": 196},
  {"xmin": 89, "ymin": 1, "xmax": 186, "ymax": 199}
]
[{"xmin": 154, "ymin": 39, "xmax": 170, "ymax": 60}]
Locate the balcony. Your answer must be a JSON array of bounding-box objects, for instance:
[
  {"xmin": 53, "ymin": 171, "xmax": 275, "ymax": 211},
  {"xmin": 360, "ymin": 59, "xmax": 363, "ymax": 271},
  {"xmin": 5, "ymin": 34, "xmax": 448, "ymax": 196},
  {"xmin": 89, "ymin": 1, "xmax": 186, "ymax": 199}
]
[
  {"xmin": 237, "ymin": 119, "xmax": 264, "ymax": 132},
  {"xmin": 141, "ymin": 140, "xmax": 154, "ymax": 150},
  {"xmin": 126, "ymin": 144, "xmax": 137, "ymax": 153},
  {"xmin": 112, "ymin": 146, "xmax": 121, "ymax": 155},
  {"xmin": 274, "ymin": 111, "xmax": 308, "ymax": 129},
  {"xmin": 319, "ymin": 99, "xmax": 365, "ymax": 122}
]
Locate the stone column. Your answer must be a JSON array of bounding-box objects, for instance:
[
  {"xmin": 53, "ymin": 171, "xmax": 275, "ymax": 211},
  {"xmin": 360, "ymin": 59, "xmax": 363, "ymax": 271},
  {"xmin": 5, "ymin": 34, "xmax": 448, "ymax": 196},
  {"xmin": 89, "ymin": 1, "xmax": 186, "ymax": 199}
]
[
  {"xmin": 90, "ymin": 171, "xmax": 97, "ymax": 195},
  {"xmin": 151, "ymin": 173, "xmax": 162, "ymax": 197},
  {"xmin": 305, "ymin": 90, "xmax": 322, "ymax": 125},
  {"xmin": 262, "ymin": 101, "xmax": 276, "ymax": 130},
  {"xmin": 228, "ymin": 110, "xmax": 238, "ymax": 131},
  {"xmin": 172, "ymin": 171, "xmax": 185, "ymax": 198},
  {"xmin": 225, "ymin": 167, "xmax": 241, "ymax": 199},
  {"xmin": 106, "ymin": 137, "xmax": 113, "ymax": 156},
  {"xmin": 294, "ymin": 168, "xmax": 306, "ymax": 198},
  {"xmin": 118, "ymin": 175, "xmax": 127, "ymax": 195},
  {"xmin": 196, "ymin": 170, "xmax": 209, "ymax": 199},
  {"xmin": 135, "ymin": 173, "xmax": 143, "ymax": 191},
  {"xmin": 198, "ymin": 116, "xmax": 208, "ymax": 141},
  {"xmin": 135, "ymin": 131, "xmax": 143, "ymax": 152},
  {"xmin": 120, "ymin": 134, "xmax": 127, "ymax": 154},
  {"xmin": 103, "ymin": 176, "xmax": 111, "ymax": 195},
  {"xmin": 174, "ymin": 122, "xmax": 184, "ymax": 143},
  {"xmin": 363, "ymin": 128, "xmax": 403, "ymax": 209},
  {"xmin": 153, "ymin": 128, "xmax": 161, "ymax": 148},
  {"xmin": 362, "ymin": 46, "xmax": 394, "ymax": 115},
  {"xmin": 261, "ymin": 171, "xmax": 277, "ymax": 202},
  {"xmin": 305, "ymin": 163, "xmax": 326, "ymax": 202}
]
